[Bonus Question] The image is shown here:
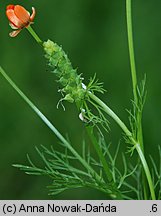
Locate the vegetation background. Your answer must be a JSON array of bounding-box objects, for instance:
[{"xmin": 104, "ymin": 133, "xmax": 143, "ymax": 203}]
[{"xmin": 0, "ymin": 0, "xmax": 161, "ymax": 199}]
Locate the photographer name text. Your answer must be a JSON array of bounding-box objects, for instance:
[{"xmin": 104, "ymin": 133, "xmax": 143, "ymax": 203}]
[{"xmin": 2, "ymin": 203, "xmax": 116, "ymax": 214}]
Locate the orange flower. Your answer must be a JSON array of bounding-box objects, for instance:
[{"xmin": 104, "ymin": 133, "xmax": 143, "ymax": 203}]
[{"xmin": 6, "ymin": 5, "xmax": 36, "ymax": 37}]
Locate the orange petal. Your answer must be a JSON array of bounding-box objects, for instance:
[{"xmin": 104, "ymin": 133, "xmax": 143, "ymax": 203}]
[
  {"xmin": 30, "ymin": 7, "xmax": 36, "ymax": 22},
  {"xmin": 9, "ymin": 29, "xmax": 22, "ymax": 37},
  {"xmin": 7, "ymin": 5, "xmax": 15, "ymax": 10},
  {"xmin": 6, "ymin": 9, "xmax": 24, "ymax": 28},
  {"xmin": 14, "ymin": 5, "xmax": 30, "ymax": 26}
]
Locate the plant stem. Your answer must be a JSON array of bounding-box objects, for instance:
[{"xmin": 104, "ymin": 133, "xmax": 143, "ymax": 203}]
[
  {"xmin": 126, "ymin": 0, "xmax": 144, "ymax": 151},
  {"xmin": 90, "ymin": 94, "xmax": 132, "ymax": 137},
  {"xmin": 89, "ymin": 93, "xmax": 156, "ymax": 200},
  {"xmin": 126, "ymin": 0, "xmax": 146, "ymax": 199},
  {"xmin": 27, "ymin": 26, "xmax": 42, "ymax": 45},
  {"xmin": 86, "ymin": 126, "xmax": 113, "ymax": 182},
  {"xmin": 135, "ymin": 144, "xmax": 156, "ymax": 200},
  {"xmin": 0, "ymin": 67, "xmax": 100, "ymax": 184},
  {"xmin": 75, "ymin": 102, "xmax": 113, "ymax": 183},
  {"xmin": 126, "ymin": 0, "xmax": 138, "ymax": 104}
]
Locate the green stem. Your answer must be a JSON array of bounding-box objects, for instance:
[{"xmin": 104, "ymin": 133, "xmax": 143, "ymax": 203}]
[
  {"xmin": 126, "ymin": 0, "xmax": 144, "ymax": 151},
  {"xmin": 75, "ymin": 102, "xmax": 113, "ymax": 183},
  {"xmin": 0, "ymin": 66, "xmax": 100, "ymax": 183},
  {"xmin": 89, "ymin": 93, "xmax": 156, "ymax": 200},
  {"xmin": 135, "ymin": 144, "xmax": 156, "ymax": 200},
  {"xmin": 27, "ymin": 26, "xmax": 42, "ymax": 45},
  {"xmin": 90, "ymin": 94, "xmax": 132, "ymax": 137},
  {"xmin": 126, "ymin": 0, "xmax": 146, "ymax": 198},
  {"xmin": 86, "ymin": 126, "xmax": 113, "ymax": 182},
  {"xmin": 126, "ymin": 0, "xmax": 138, "ymax": 105}
]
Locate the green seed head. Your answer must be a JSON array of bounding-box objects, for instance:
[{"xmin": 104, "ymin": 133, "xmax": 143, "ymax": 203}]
[{"xmin": 43, "ymin": 39, "xmax": 86, "ymax": 104}]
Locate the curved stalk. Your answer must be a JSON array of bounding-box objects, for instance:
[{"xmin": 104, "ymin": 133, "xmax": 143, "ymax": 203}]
[
  {"xmin": 89, "ymin": 93, "xmax": 156, "ymax": 200},
  {"xmin": 90, "ymin": 94, "xmax": 132, "ymax": 137},
  {"xmin": 27, "ymin": 26, "xmax": 42, "ymax": 45}
]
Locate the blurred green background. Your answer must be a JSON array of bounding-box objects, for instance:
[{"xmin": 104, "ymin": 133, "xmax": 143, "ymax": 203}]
[{"xmin": 0, "ymin": 0, "xmax": 161, "ymax": 199}]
